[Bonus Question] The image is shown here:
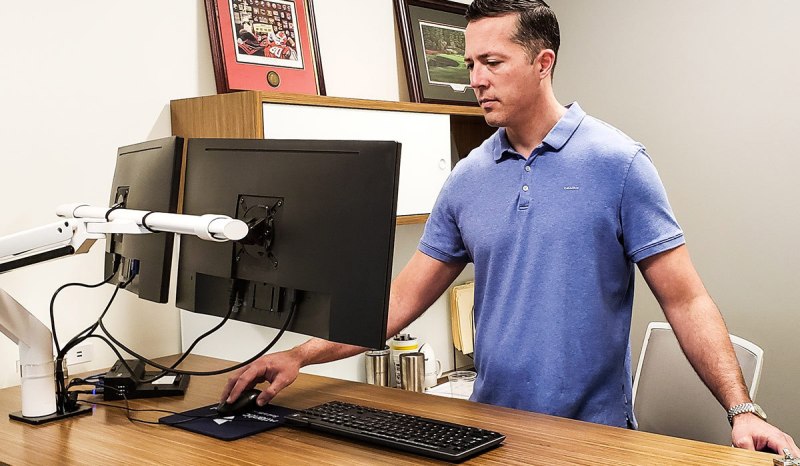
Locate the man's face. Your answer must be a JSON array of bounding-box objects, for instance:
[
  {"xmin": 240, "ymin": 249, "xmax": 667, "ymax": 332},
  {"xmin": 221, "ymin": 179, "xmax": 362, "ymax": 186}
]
[{"xmin": 465, "ymin": 14, "xmax": 541, "ymax": 129}]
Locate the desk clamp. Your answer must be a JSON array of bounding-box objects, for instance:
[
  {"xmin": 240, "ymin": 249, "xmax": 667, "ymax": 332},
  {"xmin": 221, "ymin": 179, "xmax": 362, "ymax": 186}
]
[{"xmin": 774, "ymin": 448, "xmax": 800, "ymax": 466}]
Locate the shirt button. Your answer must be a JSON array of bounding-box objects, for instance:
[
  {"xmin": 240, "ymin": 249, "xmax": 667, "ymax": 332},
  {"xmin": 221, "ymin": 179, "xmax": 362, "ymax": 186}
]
[
  {"xmin": 525, "ymin": 166, "xmax": 531, "ymax": 172},
  {"xmin": 522, "ymin": 185, "xmax": 529, "ymax": 192}
]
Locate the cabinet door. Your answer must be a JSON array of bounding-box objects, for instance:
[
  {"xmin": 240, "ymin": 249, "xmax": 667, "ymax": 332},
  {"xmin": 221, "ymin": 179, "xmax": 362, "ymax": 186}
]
[{"xmin": 262, "ymin": 103, "xmax": 452, "ymax": 216}]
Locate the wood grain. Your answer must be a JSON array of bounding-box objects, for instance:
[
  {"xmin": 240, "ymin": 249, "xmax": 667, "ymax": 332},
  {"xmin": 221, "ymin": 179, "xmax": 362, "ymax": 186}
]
[
  {"xmin": 396, "ymin": 214, "xmax": 429, "ymax": 226},
  {"xmin": 169, "ymin": 92, "xmax": 491, "ymax": 225},
  {"xmin": 0, "ymin": 355, "xmax": 777, "ymax": 465}
]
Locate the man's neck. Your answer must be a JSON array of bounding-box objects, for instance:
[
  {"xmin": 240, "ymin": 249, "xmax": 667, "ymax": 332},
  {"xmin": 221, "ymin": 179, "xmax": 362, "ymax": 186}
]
[{"xmin": 505, "ymin": 95, "xmax": 566, "ymax": 158}]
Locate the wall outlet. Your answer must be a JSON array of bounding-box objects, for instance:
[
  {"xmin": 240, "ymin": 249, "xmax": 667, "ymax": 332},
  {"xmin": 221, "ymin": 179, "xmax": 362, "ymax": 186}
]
[{"xmin": 66, "ymin": 344, "xmax": 94, "ymax": 365}]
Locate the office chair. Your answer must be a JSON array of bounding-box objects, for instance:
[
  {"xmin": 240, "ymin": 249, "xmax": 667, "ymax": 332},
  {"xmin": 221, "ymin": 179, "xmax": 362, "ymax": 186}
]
[{"xmin": 631, "ymin": 321, "xmax": 763, "ymax": 445}]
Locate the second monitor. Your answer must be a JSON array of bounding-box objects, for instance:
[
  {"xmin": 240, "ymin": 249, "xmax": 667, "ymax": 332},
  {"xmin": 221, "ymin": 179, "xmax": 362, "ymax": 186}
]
[{"xmin": 176, "ymin": 138, "xmax": 401, "ymax": 350}]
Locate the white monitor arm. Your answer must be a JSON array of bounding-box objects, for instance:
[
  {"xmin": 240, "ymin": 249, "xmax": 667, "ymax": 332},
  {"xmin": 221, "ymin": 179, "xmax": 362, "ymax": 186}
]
[{"xmin": 0, "ymin": 204, "xmax": 247, "ymax": 422}]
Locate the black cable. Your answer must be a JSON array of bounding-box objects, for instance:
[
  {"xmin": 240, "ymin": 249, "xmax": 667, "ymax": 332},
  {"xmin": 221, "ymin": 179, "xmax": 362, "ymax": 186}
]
[
  {"xmin": 55, "ymin": 290, "xmax": 296, "ymax": 391},
  {"xmin": 73, "ymin": 384, "xmax": 175, "ymax": 425},
  {"xmin": 58, "ymin": 280, "xmax": 126, "ymax": 361},
  {"xmin": 134, "ymin": 281, "xmax": 245, "ymax": 383},
  {"xmin": 104, "ymin": 203, "xmax": 124, "ymax": 222},
  {"xmin": 80, "ymin": 399, "xmax": 268, "ymax": 426},
  {"xmin": 54, "ymin": 271, "xmax": 136, "ymax": 410},
  {"xmin": 53, "ymin": 274, "xmax": 296, "ymax": 414},
  {"xmin": 66, "ymin": 275, "xmax": 242, "ymax": 384},
  {"xmin": 57, "ymin": 267, "xmax": 136, "ymax": 364},
  {"xmin": 56, "ymin": 333, "xmax": 133, "ymax": 414},
  {"xmin": 140, "ymin": 211, "xmax": 159, "ymax": 233},
  {"xmin": 55, "ymin": 280, "xmax": 127, "ymax": 411},
  {"xmin": 64, "ymin": 280, "xmax": 245, "ymax": 385},
  {"xmin": 49, "ymin": 268, "xmax": 118, "ymax": 354},
  {"xmin": 72, "ymin": 386, "xmax": 259, "ymax": 426},
  {"xmin": 97, "ymin": 300, "xmax": 297, "ymax": 377},
  {"xmin": 54, "ymin": 282, "xmax": 126, "ymax": 414},
  {"xmin": 79, "ymin": 372, "xmax": 106, "ymax": 382}
]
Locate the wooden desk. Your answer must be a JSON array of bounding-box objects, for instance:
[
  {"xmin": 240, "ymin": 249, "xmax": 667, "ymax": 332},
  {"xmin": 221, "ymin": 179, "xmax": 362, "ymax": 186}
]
[{"xmin": 0, "ymin": 355, "xmax": 775, "ymax": 465}]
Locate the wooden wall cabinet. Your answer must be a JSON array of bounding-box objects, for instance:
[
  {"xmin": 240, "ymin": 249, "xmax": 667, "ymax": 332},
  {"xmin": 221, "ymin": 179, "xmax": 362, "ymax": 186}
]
[{"xmin": 170, "ymin": 91, "xmax": 493, "ymax": 224}]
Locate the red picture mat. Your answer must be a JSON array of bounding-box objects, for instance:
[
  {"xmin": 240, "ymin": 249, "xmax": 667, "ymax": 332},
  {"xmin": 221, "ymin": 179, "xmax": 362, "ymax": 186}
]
[{"xmin": 211, "ymin": 0, "xmax": 323, "ymax": 94}]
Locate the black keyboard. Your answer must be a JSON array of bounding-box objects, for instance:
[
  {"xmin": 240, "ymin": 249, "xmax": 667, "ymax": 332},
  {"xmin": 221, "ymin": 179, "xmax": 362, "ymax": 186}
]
[{"xmin": 284, "ymin": 400, "xmax": 505, "ymax": 462}]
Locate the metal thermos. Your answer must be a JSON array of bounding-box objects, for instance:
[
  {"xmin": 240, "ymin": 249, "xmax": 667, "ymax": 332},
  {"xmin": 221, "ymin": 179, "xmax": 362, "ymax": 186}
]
[
  {"xmin": 399, "ymin": 352, "xmax": 425, "ymax": 392},
  {"xmin": 364, "ymin": 348, "xmax": 390, "ymax": 386},
  {"xmin": 390, "ymin": 334, "xmax": 419, "ymax": 387}
]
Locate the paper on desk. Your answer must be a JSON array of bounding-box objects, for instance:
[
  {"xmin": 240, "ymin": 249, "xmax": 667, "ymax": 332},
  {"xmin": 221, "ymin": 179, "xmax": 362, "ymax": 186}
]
[{"xmin": 426, "ymin": 382, "xmax": 454, "ymax": 398}]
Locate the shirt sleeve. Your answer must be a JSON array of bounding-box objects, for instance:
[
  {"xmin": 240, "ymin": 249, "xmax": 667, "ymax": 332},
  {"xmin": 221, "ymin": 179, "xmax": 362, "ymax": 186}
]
[
  {"xmin": 621, "ymin": 149, "xmax": 685, "ymax": 262},
  {"xmin": 418, "ymin": 173, "xmax": 472, "ymax": 263}
]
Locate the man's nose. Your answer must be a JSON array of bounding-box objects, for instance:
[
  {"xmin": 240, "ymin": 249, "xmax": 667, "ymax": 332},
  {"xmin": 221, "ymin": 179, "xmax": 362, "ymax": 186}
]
[{"xmin": 470, "ymin": 64, "xmax": 487, "ymax": 89}]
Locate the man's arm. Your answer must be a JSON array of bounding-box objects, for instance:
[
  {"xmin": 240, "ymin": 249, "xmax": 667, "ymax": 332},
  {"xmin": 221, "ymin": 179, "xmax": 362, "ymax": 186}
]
[
  {"xmin": 221, "ymin": 251, "xmax": 466, "ymax": 405},
  {"xmin": 639, "ymin": 244, "xmax": 798, "ymax": 454}
]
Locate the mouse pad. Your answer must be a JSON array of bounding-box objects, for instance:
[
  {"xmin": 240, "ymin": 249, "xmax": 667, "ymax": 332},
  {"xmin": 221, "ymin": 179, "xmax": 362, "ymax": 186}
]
[{"xmin": 159, "ymin": 403, "xmax": 298, "ymax": 441}]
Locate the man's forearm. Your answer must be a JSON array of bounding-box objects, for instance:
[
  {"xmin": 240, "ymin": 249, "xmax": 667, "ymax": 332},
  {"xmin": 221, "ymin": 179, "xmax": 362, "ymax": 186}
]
[
  {"xmin": 291, "ymin": 251, "xmax": 466, "ymax": 369},
  {"xmin": 640, "ymin": 246, "xmax": 752, "ymax": 411},
  {"xmin": 289, "ymin": 283, "xmax": 447, "ymax": 367},
  {"xmin": 665, "ymin": 295, "xmax": 751, "ymax": 410},
  {"xmin": 292, "ymin": 337, "xmax": 366, "ymax": 366}
]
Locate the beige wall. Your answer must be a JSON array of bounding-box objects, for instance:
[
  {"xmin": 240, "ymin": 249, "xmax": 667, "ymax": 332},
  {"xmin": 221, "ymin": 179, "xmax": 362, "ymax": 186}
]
[{"xmin": 549, "ymin": 0, "xmax": 800, "ymax": 437}]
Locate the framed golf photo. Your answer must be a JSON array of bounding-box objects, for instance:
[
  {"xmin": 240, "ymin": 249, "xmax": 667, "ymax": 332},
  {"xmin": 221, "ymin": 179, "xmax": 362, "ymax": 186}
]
[
  {"xmin": 205, "ymin": 0, "xmax": 325, "ymax": 95},
  {"xmin": 394, "ymin": 0, "xmax": 476, "ymax": 105}
]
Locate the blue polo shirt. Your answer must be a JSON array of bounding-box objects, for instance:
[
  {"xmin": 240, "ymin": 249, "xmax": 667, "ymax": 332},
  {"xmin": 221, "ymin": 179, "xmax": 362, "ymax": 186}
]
[{"xmin": 419, "ymin": 103, "xmax": 684, "ymax": 427}]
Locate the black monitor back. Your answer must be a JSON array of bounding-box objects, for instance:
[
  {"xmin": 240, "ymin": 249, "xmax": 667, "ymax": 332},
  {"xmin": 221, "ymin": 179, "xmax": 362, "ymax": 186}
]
[
  {"xmin": 104, "ymin": 136, "xmax": 183, "ymax": 303},
  {"xmin": 176, "ymin": 138, "xmax": 401, "ymax": 349}
]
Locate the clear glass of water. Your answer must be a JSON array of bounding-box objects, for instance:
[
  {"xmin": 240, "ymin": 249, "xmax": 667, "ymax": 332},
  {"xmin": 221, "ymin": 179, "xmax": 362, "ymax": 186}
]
[{"xmin": 448, "ymin": 370, "xmax": 476, "ymax": 399}]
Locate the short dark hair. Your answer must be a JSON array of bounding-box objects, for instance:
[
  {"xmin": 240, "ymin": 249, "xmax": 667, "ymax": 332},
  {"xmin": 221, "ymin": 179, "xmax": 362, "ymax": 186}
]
[{"xmin": 466, "ymin": 0, "xmax": 560, "ymax": 70}]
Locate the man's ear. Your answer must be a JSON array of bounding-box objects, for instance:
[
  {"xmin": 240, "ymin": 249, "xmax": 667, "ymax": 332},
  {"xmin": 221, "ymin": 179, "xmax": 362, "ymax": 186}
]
[{"xmin": 536, "ymin": 49, "xmax": 556, "ymax": 78}]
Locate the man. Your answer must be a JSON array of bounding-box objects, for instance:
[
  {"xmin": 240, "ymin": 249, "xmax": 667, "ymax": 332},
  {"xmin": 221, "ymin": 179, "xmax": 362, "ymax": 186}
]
[{"xmin": 222, "ymin": 0, "xmax": 798, "ymax": 453}]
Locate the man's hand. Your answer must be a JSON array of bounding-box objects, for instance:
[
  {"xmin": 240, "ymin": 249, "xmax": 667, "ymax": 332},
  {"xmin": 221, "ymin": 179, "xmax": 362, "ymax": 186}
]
[
  {"xmin": 732, "ymin": 413, "xmax": 799, "ymax": 456},
  {"xmin": 220, "ymin": 349, "xmax": 304, "ymax": 407}
]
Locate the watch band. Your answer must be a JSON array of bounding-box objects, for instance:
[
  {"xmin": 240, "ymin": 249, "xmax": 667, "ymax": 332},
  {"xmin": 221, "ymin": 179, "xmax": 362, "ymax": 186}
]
[{"xmin": 727, "ymin": 402, "xmax": 767, "ymax": 425}]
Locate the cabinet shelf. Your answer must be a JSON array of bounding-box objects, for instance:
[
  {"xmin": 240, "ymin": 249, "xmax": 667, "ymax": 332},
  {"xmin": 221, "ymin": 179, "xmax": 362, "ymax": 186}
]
[{"xmin": 170, "ymin": 91, "xmax": 493, "ymax": 223}]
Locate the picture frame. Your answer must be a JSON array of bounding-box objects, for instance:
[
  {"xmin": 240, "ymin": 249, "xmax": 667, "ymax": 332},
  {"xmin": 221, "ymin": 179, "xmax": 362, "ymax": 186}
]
[
  {"xmin": 394, "ymin": 0, "xmax": 476, "ymax": 105},
  {"xmin": 204, "ymin": 0, "xmax": 325, "ymax": 95}
]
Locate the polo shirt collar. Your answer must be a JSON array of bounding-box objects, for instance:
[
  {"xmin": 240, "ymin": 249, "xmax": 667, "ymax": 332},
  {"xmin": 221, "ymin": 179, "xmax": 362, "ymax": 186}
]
[{"xmin": 493, "ymin": 102, "xmax": 587, "ymax": 161}]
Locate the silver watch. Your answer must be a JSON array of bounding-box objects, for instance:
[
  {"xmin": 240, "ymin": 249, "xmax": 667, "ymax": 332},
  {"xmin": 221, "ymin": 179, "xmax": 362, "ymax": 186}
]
[{"xmin": 727, "ymin": 402, "xmax": 767, "ymax": 425}]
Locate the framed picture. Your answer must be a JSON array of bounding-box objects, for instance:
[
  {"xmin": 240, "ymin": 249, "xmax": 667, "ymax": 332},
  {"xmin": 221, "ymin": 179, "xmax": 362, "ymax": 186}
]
[
  {"xmin": 205, "ymin": 0, "xmax": 325, "ymax": 95},
  {"xmin": 394, "ymin": 0, "xmax": 476, "ymax": 105}
]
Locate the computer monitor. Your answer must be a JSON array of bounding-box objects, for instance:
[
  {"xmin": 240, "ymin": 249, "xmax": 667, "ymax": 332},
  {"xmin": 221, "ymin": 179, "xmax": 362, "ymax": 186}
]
[
  {"xmin": 104, "ymin": 136, "xmax": 183, "ymax": 303},
  {"xmin": 176, "ymin": 138, "xmax": 401, "ymax": 349}
]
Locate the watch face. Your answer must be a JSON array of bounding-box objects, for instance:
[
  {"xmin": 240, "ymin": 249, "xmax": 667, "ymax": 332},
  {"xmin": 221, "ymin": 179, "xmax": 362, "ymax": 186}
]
[{"xmin": 754, "ymin": 404, "xmax": 768, "ymax": 420}]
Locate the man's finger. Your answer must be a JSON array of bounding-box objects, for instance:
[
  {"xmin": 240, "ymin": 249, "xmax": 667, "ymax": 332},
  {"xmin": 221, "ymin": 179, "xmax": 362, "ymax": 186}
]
[
  {"xmin": 220, "ymin": 372, "xmax": 241, "ymax": 402},
  {"xmin": 733, "ymin": 434, "xmax": 755, "ymax": 451},
  {"xmin": 780, "ymin": 434, "xmax": 800, "ymax": 458},
  {"xmin": 226, "ymin": 365, "xmax": 262, "ymax": 403},
  {"xmin": 257, "ymin": 373, "xmax": 294, "ymax": 405},
  {"xmin": 220, "ymin": 367, "xmax": 247, "ymax": 402}
]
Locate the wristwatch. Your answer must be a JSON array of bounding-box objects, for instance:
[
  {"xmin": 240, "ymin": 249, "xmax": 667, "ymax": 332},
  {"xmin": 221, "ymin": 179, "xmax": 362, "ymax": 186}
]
[{"xmin": 727, "ymin": 402, "xmax": 767, "ymax": 425}]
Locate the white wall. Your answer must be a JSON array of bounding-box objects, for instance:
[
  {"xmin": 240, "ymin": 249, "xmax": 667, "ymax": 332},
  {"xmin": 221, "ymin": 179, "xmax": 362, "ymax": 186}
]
[
  {"xmin": 0, "ymin": 0, "xmax": 472, "ymax": 391},
  {"xmin": 0, "ymin": 1, "xmax": 216, "ymax": 388},
  {"xmin": 549, "ymin": 0, "xmax": 800, "ymax": 438}
]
